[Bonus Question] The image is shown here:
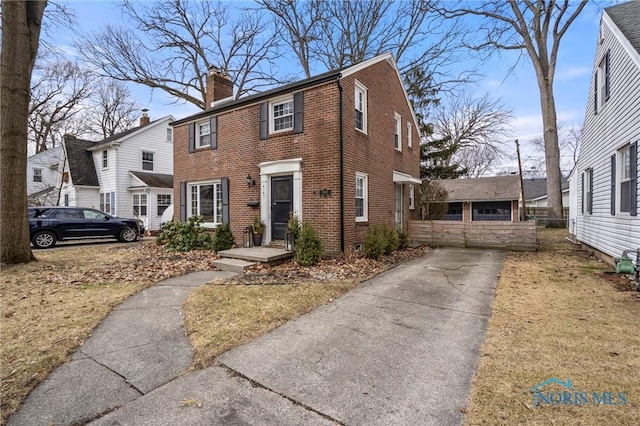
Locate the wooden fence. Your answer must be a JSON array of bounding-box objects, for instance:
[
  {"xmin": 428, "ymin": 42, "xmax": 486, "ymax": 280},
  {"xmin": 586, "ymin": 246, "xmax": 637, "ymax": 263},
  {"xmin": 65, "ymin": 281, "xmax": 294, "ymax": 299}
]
[{"xmin": 408, "ymin": 220, "xmax": 537, "ymax": 251}]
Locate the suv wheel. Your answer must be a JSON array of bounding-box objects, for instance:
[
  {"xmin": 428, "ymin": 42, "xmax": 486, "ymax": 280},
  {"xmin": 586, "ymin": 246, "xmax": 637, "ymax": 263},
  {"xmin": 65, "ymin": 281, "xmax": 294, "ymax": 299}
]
[
  {"xmin": 32, "ymin": 230, "xmax": 57, "ymax": 249},
  {"xmin": 119, "ymin": 227, "xmax": 138, "ymax": 242}
]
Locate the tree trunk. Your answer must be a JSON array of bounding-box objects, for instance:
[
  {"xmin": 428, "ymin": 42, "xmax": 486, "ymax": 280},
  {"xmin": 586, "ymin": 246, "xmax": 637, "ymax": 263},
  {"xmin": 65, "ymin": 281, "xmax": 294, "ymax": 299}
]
[
  {"xmin": 0, "ymin": 0, "xmax": 47, "ymax": 264},
  {"xmin": 538, "ymin": 79, "xmax": 564, "ymax": 225}
]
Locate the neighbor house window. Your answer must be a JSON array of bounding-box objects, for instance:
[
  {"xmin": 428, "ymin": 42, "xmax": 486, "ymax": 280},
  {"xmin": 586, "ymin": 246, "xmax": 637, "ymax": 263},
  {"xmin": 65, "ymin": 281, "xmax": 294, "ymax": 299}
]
[
  {"xmin": 270, "ymin": 97, "xmax": 294, "ymax": 133},
  {"xmin": 102, "ymin": 150, "xmax": 108, "ymax": 168},
  {"xmin": 620, "ymin": 146, "xmax": 631, "ymax": 213},
  {"xmin": 407, "ymin": 123, "xmax": 413, "ymax": 148},
  {"xmin": 142, "ymin": 151, "xmax": 154, "ymax": 171},
  {"xmin": 100, "ymin": 192, "xmax": 114, "ymax": 215},
  {"xmin": 595, "ymin": 50, "xmax": 610, "ymax": 113},
  {"xmin": 197, "ymin": 121, "xmax": 211, "ymax": 148},
  {"xmin": 189, "ymin": 181, "xmax": 222, "ymax": 226},
  {"xmin": 355, "ymin": 173, "xmax": 368, "ymax": 222},
  {"xmin": 33, "ymin": 168, "xmax": 42, "ymax": 182},
  {"xmin": 157, "ymin": 194, "xmax": 171, "ymax": 216},
  {"xmin": 409, "ymin": 185, "xmax": 415, "ymax": 210},
  {"xmin": 133, "ymin": 194, "xmax": 147, "ymax": 216},
  {"xmin": 583, "ymin": 168, "xmax": 593, "ymax": 214},
  {"xmin": 394, "ymin": 112, "xmax": 402, "ymax": 151},
  {"xmin": 355, "ymin": 80, "xmax": 367, "ymax": 133},
  {"xmin": 64, "ymin": 194, "xmax": 69, "ymax": 206},
  {"xmin": 166, "ymin": 128, "xmax": 173, "ymax": 143}
]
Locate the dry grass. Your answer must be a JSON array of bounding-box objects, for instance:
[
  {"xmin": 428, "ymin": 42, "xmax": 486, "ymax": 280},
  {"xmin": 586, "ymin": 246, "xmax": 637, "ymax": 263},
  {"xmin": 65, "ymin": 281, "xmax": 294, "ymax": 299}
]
[
  {"xmin": 184, "ymin": 280, "xmax": 360, "ymax": 369},
  {"xmin": 465, "ymin": 228, "xmax": 640, "ymax": 425}
]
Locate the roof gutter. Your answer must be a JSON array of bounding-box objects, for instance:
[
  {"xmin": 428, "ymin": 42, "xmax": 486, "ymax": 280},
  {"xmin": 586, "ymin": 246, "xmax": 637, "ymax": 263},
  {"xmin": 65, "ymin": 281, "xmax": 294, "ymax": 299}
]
[{"xmin": 338, "ymin": 76, "xmax": 345, "ymax": 255}]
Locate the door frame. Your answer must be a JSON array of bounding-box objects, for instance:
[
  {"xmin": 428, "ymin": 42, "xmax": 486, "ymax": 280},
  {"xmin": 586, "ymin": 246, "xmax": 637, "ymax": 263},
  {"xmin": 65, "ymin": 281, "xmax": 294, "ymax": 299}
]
[{"xmin": 259, "ymin": 158, "xmax": 303, "ymax": 244}]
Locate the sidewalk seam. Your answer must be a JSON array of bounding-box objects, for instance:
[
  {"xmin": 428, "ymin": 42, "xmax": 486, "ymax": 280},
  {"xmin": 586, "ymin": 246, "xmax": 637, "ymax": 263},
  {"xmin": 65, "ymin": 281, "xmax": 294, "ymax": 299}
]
[
  {"xmin": 218, "ymin": 363, "xmax": 344, "ymax": 425},
  {"xmin": 79, "ymin": 350, "xmax": 145, "ymax": 396}
]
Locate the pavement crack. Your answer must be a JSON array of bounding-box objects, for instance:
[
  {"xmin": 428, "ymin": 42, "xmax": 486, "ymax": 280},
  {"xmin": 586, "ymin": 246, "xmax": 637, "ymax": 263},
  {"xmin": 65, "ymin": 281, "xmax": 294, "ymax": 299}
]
[
  {"xmin": 218, "ymin": 364, "xmax": 345, "ymax": 425},
  {"xmin": 351, "ymin": 290, "xmax": 490, "ymax": 318},
  {"xmin": 84, "ymin": 355, "xmax": 144, "ymax": 396}
]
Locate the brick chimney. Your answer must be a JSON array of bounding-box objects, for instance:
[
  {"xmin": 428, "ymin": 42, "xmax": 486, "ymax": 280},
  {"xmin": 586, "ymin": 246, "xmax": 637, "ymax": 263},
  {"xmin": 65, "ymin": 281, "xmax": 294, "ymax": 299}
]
[
  {"xmin": 205, "ymin": 66, "xmax": 233, "ymax": 109},
  {"xmin": 140, "ymin": 109, "xmax": 150, "ymax": 126}
]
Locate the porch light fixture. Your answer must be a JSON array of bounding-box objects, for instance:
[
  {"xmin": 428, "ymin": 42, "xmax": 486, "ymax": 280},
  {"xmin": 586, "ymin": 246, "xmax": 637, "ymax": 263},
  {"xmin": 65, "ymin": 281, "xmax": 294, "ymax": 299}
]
[{"xmin": 246, "ymin": 174, "xmax": 255, "ymax": 187}]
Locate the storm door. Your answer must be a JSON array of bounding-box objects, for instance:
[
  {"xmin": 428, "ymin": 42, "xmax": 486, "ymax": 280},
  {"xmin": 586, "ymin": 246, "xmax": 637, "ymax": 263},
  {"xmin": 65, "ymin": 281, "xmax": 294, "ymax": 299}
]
[{"xmin": 271, "ymin": 175, "xmax": 293, "ymax": 240}]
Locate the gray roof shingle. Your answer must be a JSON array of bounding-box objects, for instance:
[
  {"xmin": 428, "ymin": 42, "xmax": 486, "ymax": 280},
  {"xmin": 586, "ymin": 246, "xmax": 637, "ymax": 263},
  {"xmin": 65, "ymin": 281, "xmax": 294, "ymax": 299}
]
[
  {"xmin": 606, "ymin": 1, "xmax": 640, "ymax": 56},
  {"xmin": 432, "ymin": 175, "xmax": 521, "ymax": 202},
  {"xmin": 64, "ymin": 137, "xmax": 99, "ymax": 187},
  {"xmin": 522, "ymin": 177, "xmax": 569, "ymax": 201},
  {"xmin": 129, "ymin": 171, "xmax": 173, "ymax": 188}
]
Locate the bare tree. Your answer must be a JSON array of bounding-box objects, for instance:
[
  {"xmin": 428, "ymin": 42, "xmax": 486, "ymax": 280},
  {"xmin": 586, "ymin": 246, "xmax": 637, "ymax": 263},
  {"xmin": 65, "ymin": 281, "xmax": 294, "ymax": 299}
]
[
  {"xmin": 28, "ymin": 60, "xmax": 95, "ymax": 153},
  {"xmin": 529, "ymin": 122, "xmax": 582, "ymax": 176},
  {"xmin": 435, "ymin": 0, "xmax": 588, "ymax": 222},
  {"xmin": 419, "ymin": 180, "xmax": 449, "ymax": 220},
  {"xmin": 76, "ymin": 0, "xmax": 281, "ymax": 109},
  {"xmin": 423, "ymin": 93, "xmax": 512, "ymax": 177},
  {"xmin": 85, "ymin": 81, "xmax": 140, "ymax": 139},
  {"xmin": 1, "ymin": 0, "xmax": 47, "ymax": 264}
]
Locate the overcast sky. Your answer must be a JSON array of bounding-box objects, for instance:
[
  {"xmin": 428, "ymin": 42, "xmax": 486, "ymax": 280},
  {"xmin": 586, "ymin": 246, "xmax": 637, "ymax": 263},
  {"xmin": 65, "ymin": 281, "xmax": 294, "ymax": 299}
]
[{"xmin": 47, "ymin": 0, "xmax": 610, "ymax": 176}]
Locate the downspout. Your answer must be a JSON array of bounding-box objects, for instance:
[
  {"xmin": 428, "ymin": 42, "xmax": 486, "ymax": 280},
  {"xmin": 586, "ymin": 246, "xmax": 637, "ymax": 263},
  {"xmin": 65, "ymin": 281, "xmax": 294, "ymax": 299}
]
[{"xmin": 338, "ymin": 77, "xmax": 345, "ymax": 254}]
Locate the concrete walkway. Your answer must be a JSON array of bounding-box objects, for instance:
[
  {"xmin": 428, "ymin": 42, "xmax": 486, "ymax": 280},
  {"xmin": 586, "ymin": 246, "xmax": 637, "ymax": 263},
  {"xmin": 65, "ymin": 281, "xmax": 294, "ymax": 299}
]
[{"xmin": 9, "ymin": 248, "xmax": 505, "ymax": 426}]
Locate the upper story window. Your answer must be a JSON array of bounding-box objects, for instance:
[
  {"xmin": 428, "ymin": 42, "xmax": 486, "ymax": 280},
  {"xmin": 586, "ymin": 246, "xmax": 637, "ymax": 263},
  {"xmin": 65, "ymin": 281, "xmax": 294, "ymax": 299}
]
[
  {"xmin": 595, "ymin": 50, "xmax": 610, "ymax": 114},
  {"xmin": 166, "ymin": 128, "xmax": 173, "ymax": 143},
  {"xmin": 142, "ymin": 151, "xmax": 154, "ymax": 171},
  {"xmin": 407, "ymin": 123, "xmax": 413, "ymax": 148},
  {"xmin": 102, "ymin": 150, "xmax": 108, "ymax": 168},
  {"xmin": 33, "ymin": 168, "xmax": 42, "ymax": 182},
  {"xmin": 270, "ymin": 97, "xmax": 294, "ymax": 133},
  {"xmin": 197, "ymin": 121, "xmax": 211, "ymax": 148},
  {"xmin": 355, "ymin": 80, "xmax": 367, "ymax": 133},
  {"xmin": 355, "ymin": 172, "xmax": 368, "ymax": 222},
  {"xmin": 394, "ymin": 112, "xmax": 402, "ymax": 151}
]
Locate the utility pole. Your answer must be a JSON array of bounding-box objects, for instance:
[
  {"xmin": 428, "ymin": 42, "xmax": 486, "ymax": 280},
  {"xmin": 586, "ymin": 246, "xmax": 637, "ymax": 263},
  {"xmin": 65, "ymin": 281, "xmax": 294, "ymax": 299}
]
[{"xmin": 515, "ymin": 139, "xmax": 526, "ymax": 221}]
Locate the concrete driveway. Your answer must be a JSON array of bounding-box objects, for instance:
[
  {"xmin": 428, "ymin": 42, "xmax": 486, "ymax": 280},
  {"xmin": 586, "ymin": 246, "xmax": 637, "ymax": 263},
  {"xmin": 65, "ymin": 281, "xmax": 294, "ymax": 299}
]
[{"xmin": 91, "ymin": 247, "xmax": 504, "ymax": 426}]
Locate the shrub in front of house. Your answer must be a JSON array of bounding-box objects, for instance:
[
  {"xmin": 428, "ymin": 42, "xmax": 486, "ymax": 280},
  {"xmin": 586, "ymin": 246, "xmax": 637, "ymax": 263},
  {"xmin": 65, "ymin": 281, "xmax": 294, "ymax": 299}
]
[
  {"xmin": 364, "ymin": 225, "xmax": 386, "ymax": 260},
  {"xmin": 155, "ymin": 216, "xmax": 214, "ymax": 251},
  {"xmin": 212, "ymin": 222, "xmax": 234, "ymax": 252},
  {"xmin": 397, "ymin": 229, "xmax": 411, "ymax": 250},
  {"xmin": 294, "ymin": 222, "xmax": 323, "ymax": 266},
  {"xmin": 382, "ymin": 225, "xmax": 400, "ymax": 255}
]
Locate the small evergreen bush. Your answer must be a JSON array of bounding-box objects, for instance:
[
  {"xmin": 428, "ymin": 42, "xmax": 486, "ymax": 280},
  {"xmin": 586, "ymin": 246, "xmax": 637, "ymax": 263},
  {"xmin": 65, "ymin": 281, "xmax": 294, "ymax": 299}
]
[
  {"xmin": 294, "ymin": 222, "xmax": 323, "ymax": 266},
  {"xmin": 364, "ymin": 225, "xmax": 386, "ymax": 260},
  {"xmin": 155, "ymin": 216, "xmax": 213, "ymax": 251},
  {"xmin": 287, "ymin": 213, "xmax": 301, "ymax": 242},
  {"xmin": 212, "ymin": 222, "xmax": 235, "ymax": 252},
  {"xmin": 382, "ymin": 225, "xmax": 400, "ymax": 255},
  {"xmin": 397, "ymin": 229, "xmax": 411, "ymax": 250}
]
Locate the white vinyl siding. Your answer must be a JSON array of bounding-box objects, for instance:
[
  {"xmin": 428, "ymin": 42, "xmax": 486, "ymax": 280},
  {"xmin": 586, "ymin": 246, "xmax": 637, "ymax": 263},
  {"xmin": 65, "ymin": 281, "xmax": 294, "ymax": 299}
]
[{"xmin": 572, "ymin": 12, "xmax": 640, "ymax": 260}]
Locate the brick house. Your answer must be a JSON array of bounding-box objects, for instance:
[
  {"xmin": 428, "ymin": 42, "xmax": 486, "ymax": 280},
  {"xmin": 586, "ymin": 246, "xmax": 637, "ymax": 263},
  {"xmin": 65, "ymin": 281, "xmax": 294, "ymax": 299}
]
[{"xmin": 171, "ymin": 54, "xmax": 421, "ymax": 257}]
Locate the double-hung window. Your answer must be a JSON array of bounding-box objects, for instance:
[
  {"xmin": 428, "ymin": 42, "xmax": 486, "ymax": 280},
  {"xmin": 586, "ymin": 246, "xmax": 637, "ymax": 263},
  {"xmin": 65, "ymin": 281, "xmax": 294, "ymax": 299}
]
[
  {"xmin": 355, "ymin": 173, "xmax": 368, "ymax": 222},
  {"xmin": 157, "ymin": 194, "xmax": 171, "ymax": 216},
  {"xmin": 133, "ymin": 194, "xmax": 148, "ymax": 216},
  {"xmin": 197, "ymin": 121, "xmax": 211, "ymax": 148},
  {"xmin": 583, "ymin": 168, "xmax": 593, "ymax": 214},
  {"xmin": 355, "ymin": 81, "xmax": 367, "ymax": 133},
  {"xmin": 407, "ymin": 123, "xmax": 413, "ymax": 148},
  {"xmin": 620, "ymin": 146, "xmax": 631, "ymax": 213},
  {"xmin": 394, "ymin": 112, "xmax": 402, "ymax": 151},
  {"xmin": 142, "ymin": 151, "xmax": 154, "ymax": 171},
  {"xmin": 33, "ymin": 168, "xmax": 42, "ymax": 182},
  {"xmin": 189, "ymin": 181, "xmax": 223, "ymax": 226},
  {"xmin": 595, "ymin": 50, "xmax": 610, "ymax": 113},
  {"xmin": 102, "ymin": 150, "xmax": 108, "ymax": 168},
  {"xmin": 271, "ymin": 97, "xmax": 294, "ymax": 133},
  {"xmin": 166, "ymin": 128, "xmax": 173, "ymax": 143},
  {"xmin": 100, "ymin": 192, "xmax": 113, "ymax": 215}
]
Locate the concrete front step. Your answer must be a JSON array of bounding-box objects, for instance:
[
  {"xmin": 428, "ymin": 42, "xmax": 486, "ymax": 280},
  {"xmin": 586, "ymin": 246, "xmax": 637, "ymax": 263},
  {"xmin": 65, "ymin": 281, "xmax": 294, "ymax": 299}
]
[
  {"xmin": 217, "ymin": 247, "xmax": 293, "ymax": 264},
  {"xmin": 212, "ymin": 258, "xmax": 256, "ymax": 273}
]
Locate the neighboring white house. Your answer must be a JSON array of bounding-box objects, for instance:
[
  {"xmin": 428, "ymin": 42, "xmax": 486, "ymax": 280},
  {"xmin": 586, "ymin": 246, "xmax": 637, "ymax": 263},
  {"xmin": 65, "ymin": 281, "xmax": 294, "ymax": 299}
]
[
  {"xmin": 60, "ymin": 114, "xmax": 175, "ymax": 231},
  {"xmin": 27, "ymin": 145, "xmax": 63, "ymax": 206},
  {"xmin": 569, "ymin": 0, "xmax": 639, "ymax": 262},
  {"xmin": 523, "ymin": 177, "xmax": 570, "ymax": 209}
]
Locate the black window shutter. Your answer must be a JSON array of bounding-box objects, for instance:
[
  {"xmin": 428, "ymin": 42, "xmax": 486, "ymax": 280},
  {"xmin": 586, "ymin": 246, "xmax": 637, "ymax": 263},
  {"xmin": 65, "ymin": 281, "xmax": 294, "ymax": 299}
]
[
  {"xmin": 631, "ymin": 142, "xmax": 638, "ymax": 216},
  {"xmin": 588, "ymin": 169, "xmax": 593, "ymax": 214},
  {"xmin": 188, "ymin": 123, "xmax": 195, "ymax": 153},
  {"xmin": 210, "ymin": 116, "xmax": 218, "ymax": 150},
  {"xmin": 594, "ymin": 71, "xmax": 598, "ymax": 115},
  {"xmin": 605, "ymin": 49, "xmax": 610, "ymax": 100},
  {"xmin": 293, "ymin": 92, "xmax": 304, "ymax": 134},
  {"xmin": 180, "ymin": 182, "xmax": 187, "ymax": 221},
  {"xmin": 610, "ymin": 154, "xmax": 616, "ymax": 215},
  {"xmin": 221, "ymin": 177, "xmax": 229, "ymax": 224},
  {"xmin": 259, "ymin": 102, "xmax": 268, "ymax": 140},
  {"xmin": 581, "ymin": 173, "xmax": 584, "ymax": 214}
]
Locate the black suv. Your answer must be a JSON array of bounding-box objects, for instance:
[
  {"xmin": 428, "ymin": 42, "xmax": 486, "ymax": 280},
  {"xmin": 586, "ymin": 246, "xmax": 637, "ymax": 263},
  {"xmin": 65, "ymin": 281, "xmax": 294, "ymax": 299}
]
[{"xmin": 29, "ymin": 207, "xmax": 145, "ymax": 249}]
